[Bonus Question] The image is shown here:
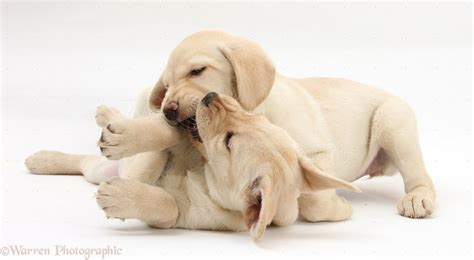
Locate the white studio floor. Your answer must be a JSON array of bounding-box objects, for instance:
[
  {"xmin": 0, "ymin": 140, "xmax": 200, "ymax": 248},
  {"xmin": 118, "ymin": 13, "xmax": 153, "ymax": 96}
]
[{"xmin": 1, "ymin": 2, "xmax": 472, "ymax": 259}]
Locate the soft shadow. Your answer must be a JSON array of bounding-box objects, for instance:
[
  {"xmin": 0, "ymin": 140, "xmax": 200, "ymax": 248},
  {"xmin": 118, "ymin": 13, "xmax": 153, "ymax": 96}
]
[
  {"xmin": 103, "ymin": 223, "xmax": 186, "ymax": 237},
  {"xmin": 252, "ymin": 222, "xmax": 371, "ymax": 250},
  {"xmin": 338, "ymin": 176, "xmax": 403, "ymax": 205}
]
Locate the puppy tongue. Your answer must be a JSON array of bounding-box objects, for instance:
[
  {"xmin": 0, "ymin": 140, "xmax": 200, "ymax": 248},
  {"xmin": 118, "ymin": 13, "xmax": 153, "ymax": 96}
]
[{"xmin": 178, "ymin": 116, "xmax": 202, "ymax": 143}]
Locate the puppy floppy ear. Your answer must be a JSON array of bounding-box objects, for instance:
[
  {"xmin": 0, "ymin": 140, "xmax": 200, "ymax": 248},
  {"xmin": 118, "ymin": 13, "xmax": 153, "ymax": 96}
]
[
  {"xmin": 298, "ymin": 155, "xmax": 361, "ymax": 193},
  {"xmin": 148, "ymin": 77, "xmax": 167, "ymax": 112},
  {"xmin": 219, "ymin": 39, "xmax": 276, "ymax": 110},
  {"xmin": 245, "ymin": 175, "xmax": 278, "ymax": 241}
]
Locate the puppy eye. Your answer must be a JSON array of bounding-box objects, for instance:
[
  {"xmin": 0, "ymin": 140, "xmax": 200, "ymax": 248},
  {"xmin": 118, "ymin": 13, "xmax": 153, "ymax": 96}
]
[
  {"xmin": 224, "ymin": 131, "xmax": 233, "ymax": 151},
  {"xmin": 190, "ymin": 67, "xmax": 206, "ymax": 77}
]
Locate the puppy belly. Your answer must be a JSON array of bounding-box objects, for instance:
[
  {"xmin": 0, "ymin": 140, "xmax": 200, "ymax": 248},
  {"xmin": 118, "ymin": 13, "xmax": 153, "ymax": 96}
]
[{"xmin": 362, "ymin": 150, "xmax": 396, "ymax": 178}]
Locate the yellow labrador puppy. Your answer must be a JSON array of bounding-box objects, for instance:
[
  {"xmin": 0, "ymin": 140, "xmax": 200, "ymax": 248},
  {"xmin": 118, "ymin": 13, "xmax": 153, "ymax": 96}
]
[
  {"xmin": 26, "ymin": 30, "xmax": 435, "ymax": 218},
  {"xmin": 95, "ymin": 93, "xmax": 360, "ymax": 241}
]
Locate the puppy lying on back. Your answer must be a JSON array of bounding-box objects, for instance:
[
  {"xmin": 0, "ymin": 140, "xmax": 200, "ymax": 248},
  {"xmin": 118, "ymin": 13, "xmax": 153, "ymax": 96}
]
[{"xmin": 96, "ymin": 93, "xmax": 360, "ymax": 240}]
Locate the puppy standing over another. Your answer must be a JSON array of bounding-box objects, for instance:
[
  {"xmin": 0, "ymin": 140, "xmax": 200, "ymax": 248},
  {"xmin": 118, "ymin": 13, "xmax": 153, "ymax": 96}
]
[{"xmin": 94, "ymin": 93, "xmax": 360, "ymax": 240}]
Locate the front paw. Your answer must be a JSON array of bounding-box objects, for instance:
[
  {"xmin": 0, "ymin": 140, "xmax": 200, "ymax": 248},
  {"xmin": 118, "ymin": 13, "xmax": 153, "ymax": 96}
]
[
  {"xmin": 397, "ymin": 187, "xmax": 435, "ymax": 218},
  {"xmin": 96, "ymin": 106, "xmax": 135, "ymax": 160},
  {"xmin": 97, "ymin": 121, "xmax": 136, "ymax": 160},
  {"xmin": 96, "ymin": 177, "xmax": 142, "ymax": 220},
  {"xmin": 96, "ymin": 105, "xmax": 126, "ymax": 128}
]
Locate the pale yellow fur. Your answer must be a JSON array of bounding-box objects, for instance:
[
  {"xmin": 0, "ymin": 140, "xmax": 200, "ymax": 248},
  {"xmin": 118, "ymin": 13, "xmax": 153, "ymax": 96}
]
[
  {"xmin": 98, "ymin": 94, "xmax": 360, "ymax": 240},
  {"xmin": 26, "ymin": 31, "xmax": 435, "ymax": 230},
  {"xmin": 124, "ymin": 31, "xmax": 435, "ymax": 218}
]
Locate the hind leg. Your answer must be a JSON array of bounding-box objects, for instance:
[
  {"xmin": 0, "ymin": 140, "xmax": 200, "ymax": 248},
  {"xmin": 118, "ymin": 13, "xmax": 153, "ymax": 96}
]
[
  {"xmin": 96, "ymin": 177, "xmax": 178, "ymax": 228},
  {"xmin": 373, "ymin": 98, "xmax": 436, "ymax": 218},
  {"xmin": 25, "ymin": 151, "xmax": 118, "ymax": 184}
]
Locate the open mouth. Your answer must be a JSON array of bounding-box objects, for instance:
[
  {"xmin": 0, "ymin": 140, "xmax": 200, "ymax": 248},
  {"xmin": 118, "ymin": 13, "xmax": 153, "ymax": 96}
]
[
  {"xmin": 174, "ymin": 93, "xmax": 218, "ymax": 143},
  {"xmin": 178, "ymin": 116, "xmax": 202, "ymax": 142}
]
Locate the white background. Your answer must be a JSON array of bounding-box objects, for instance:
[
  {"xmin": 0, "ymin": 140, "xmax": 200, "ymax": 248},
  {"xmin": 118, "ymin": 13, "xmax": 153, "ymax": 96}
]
[{"xmin": 1, "ymin": 1, "xmax": 472, "ymax": 259}]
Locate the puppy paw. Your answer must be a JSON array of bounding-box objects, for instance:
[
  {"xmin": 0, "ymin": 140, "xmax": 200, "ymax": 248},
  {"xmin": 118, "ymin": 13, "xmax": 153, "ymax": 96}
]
[
  {"xmin": 96, "ymin": 106, "xmax": 137, "ymax": 160},
  {"xmin": 25, "ymin": 150, "xmax": 73, "ymax": 174},
  {"xmin": 97, "ymin": 121, "xmax": 134, "ymax": 160},
  {"xmin": 95, "ymin": 106, "xmax": 135, "ymax": 160},
  {"xmin": 397, "ymin": 188, "xmax": 435, "ymax": 218},
  {"xmin": 299, "ymin": 191, "xmax": 353, "ymax": 222},
  {"xmin": 95, "ymin": 105, "xmax": 126, "ymax": 128},
  {"xmin": 96, "ymin": 177, "xmax": 143, "ymax": 220},
  {"xmin": 96, "ymin": 177, "xmax": 178, "ymax": 227}
]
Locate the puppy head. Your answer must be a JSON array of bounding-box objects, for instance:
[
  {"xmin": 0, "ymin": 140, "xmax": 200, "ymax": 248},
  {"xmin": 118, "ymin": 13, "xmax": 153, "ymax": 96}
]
[
  {"xmin": 195, "ymin": 93, "xmax": 360, "ymax": 241},
  {"xmin": 148, "ymin": 31, "xmax": 275, "ymax": 132}
]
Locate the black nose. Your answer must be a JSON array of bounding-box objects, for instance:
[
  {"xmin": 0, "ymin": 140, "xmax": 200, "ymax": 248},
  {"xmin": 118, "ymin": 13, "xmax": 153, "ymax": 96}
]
[
  {"xmin": 202, "ymin": 92, "xmax": 218, "ymax": 107},
  {"xmin": 163, "ymin": 102, "xmax": 179, "ymax": 121}
]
